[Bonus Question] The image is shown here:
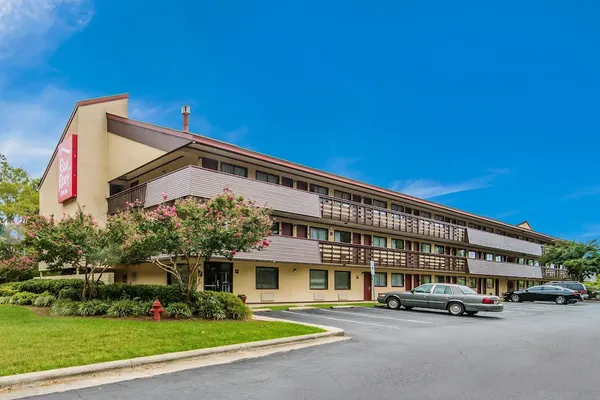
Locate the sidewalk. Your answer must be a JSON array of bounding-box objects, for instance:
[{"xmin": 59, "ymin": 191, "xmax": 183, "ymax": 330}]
[{"xmin": 249, "ymin": 301, "xmax": 375, "ymax": 309}]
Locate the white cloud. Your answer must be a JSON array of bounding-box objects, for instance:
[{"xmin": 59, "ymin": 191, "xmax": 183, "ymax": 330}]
[
  {"xmin": 391, "ymin": 169, "xmax": 510, "ymax": 199},
  {"xmin": 580, "ymin": 224, "xmax": 600, "ymax": 239},
  {"xmin": 324, "ymin": 156, "xmax": 364, "ymax": 180},
  {"xmin": 562, "ymin": 186, "xmax": 600, "ymax": 201}
]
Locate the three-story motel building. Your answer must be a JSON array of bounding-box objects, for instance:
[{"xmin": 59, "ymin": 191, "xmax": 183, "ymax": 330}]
[{"xmin": 38, "ymin": 94, "xmax": 569, "ymax": 304}]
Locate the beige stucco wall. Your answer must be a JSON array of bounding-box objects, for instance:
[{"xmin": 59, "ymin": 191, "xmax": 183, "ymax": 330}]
[
  {"xmin": 113, "ymin": 263, "xmax": 168, "ymax": 285},
  {"xmin": 107, "ymin": 133, "xmax": 167, "ymax": 181}
]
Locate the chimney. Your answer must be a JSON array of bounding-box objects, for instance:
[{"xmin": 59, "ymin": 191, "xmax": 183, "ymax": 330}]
[{"xmin": 181, "ymin": 105, "xmax": 191, "ymax": 132}]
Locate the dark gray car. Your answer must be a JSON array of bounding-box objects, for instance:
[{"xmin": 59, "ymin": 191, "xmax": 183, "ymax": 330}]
[{"xmin": 377, "ymin": 283, "xmax": 503, "ymax": 316}]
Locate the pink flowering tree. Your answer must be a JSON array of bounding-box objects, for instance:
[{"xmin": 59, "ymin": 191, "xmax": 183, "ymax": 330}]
[
  {"xmin": 108, "ymin": 189, "xmax": 273, "ymax": 302},
  {"xmin": 0, "ymin": 224, "xmax": 35, "ymax": 283},
  {"xmin": 23, "ymin": 208, "xmax": 110, "ymax": 299}
]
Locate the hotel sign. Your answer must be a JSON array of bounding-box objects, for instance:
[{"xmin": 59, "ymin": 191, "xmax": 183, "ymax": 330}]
[{"xmin": 57, "ymin": 134, "xmax": 78, "ymax": 203}]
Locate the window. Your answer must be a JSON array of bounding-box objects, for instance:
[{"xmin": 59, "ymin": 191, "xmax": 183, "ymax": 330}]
[
  {"xmin": 435, "ymin": 276, "xmax": 445, "ymax": 283},
  {"xmin": 334, "ymin": 230, "xmax": 351, "ymax": 243},
  {"xmin": 131, "ymin": 271, "xmax": 138, "ymax": 282},
  {"xmin": 468, "ymin": 251, "xmax": 476, "ymax": 259},
  {"xmin": 374, "ymin": 272, "xmax": 387, "ymax": 287},
  {"xmin": 334, "ymin": 271, "xmax": 351, "ymax": 290},
  {"xmin": 434, "ymin": 245, "xmax": 445, "ymax": 255},
  {"xmin": 391, "ymin": 239, "xmax": 404, "ymax": 249},
  {"xmin": 310, "ymin": 227, "xmax": 328, "ymax": 240},
  {"xmin": 468, "ymin": 222, "xmax": 476, "ymax": 228},
  {"xmin": 109, "ymin": 184, "xmax": 125, "ymax": 196},
  {"xmin": 457, "ymin": 277, "xmax": 466, "ymax": 286},
  {"xmin": 456, "ymin": 220, "xmax": 466, "ymax": 226},
  {"xmin": 414, "ymin": 284, "xmax": 434, "ymax": 293},
  {"xmin": 391, "ymin": 204, "xmax": 404, "ymax": 212},
  {"xmin": 281, "ymin": 176, "xmax": 294, "ymax": 187},
  {"xmin": 256, "ymin": 267, "xmax": 279, "ymax": 289},
  {"xmin": 201, "ymin": 157, "xmax": 218, "ymax": 170},
  {"xmin": 468, "ymin": 278, "xmax": 477, "ymax": 288},
  {"xmin": 421, "ymin": 275, "xmax": 432, "ymax": 284},
  {"xmin": 420, "ymin": 243, "xmax": 432, "ymax": 253},
  {"xmin": 433, "ymin": 285, "xmax": 452, "ymax": 295},
  {"xmin": 271, "ymin": 222, "xmax": 279, "ymax": 235},
  {"xmin": 528, "ymin": 259, "xmax": 534, "ymax": 266},
  {"xmin": 310, "ymin": 184, "xmax": 329, "ymax": 195},
  {"xmin": 352, "ymin": 194, "xmax": 362, "ymax": 202},
  {"xmin": 256, "ymin": 171, "xmax": 279, "ymax": 184},
  {"xmin": 221, "ymin": 162, "xmax": 248, "ymax": 177},
  {"xmin": 391, "ymin": 273, "xmax": 404, "ymax": 287},
  {"xmin": 362, "ymin": 197, "xmax": 372, "ymax": 205},
  {"xmin": 296, "ymin": 224, "xmax": 307, "ymax": 238},
  {"xmin": 486, "ymin": 253, "xmax": 493, "ymax": 261},
  {"xmin": 534, "ymin": 260, "xmax": 540, "ymax": 266},
  {"xmin": 495, "ymin": 255, "xmax": 503, "ymax": 262},
  {"xmin": 373, "ymin": 199, "xmax": 387, "ymax": 209},
  {"xmin": 281, "ymin": 222, "xmax": 293, "ymax": 237},
  {"xmin": 528, "ymin": 280, "xmax": 535, "ymax": 287},
  {"xmin": 459, "ymin": 286, "xmax": 477, "ymax": 295},
  {"xmin": 434, "ymin": 214, "xmax": 445, "ymax": 221},
  {"xmin": 373, "ymin": 236, "xmax": 387, "ymax": 247},
  {"xmin": 309, "ymin": 270, "xmax": 328, "ymax": 289},
  {"xmin": 296, "ymin": 181, "xmax": 308, "ymax": 191},
  {"xmin": 457, "ymin": 249, "xmax": 466, "ymax": 257},
  {"xmin": 518, "ymin": 258, "xmax": 525, "ymax": 265},
  {"xmin": 486, "ymin": 278, "xmax": 494, "ymax": 289},
  {"xmin": 518, "ymin": 280, "xmax": 525, "ymax": 289},
  {"xmin": 130, "ymin": 180, "xmax": 139, "ymax": 188},
  {"xmin": 420, "ymin": 211, "xmax": 432, "ymax": 219},
  {"xmin": 334, "ymin": 190, "xmax": 352, "ymax": 200}
]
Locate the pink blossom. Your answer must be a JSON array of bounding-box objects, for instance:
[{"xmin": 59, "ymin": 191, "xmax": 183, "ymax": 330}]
[
  {"xmin": 234, "ymin": 233, "xmax": 242, "ymax": 238},
  {"xmin": 263, "ymin": 240, "xmax": 270, "ymax": 246},
  {"xmin": 231, "ymin": 250, "xmax": 237, "ymax": 255},
  {"xmin": 161, "ymin": 192, "xmax": 168, "ymax": 200},
  {"xmin": 77, "ymin": 250, "xmax": 83, "ymax": 255},
  {"xmin": 209, "ymin": 225, "xmax": 215, "ymax": 230},
  {"xmin": 175, "ymin": 223, "xmax": 181, "ymax": 228}
]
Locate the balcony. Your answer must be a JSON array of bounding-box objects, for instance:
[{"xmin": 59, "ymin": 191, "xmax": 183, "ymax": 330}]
[
  {"xmin": 467, "ymin": 259, "xmax": 542, "ymax": 279},
  {"xmin": 320, "ymin": 196, "xmax": 467, "ymax": 242},
  {"xmin": 107, "ymin": 184, "xmax": 147, "ymax": 214},
  {"xmin": 541, "ymin": 267, "xmax": 570, "ymax": 280},
  {"xmin": 319, "ymin": 241, "xmax": 468, "ymax": 272},
  {"xmin": 466, "ymin": 228, "xmax": 543, "ymax": 256}
]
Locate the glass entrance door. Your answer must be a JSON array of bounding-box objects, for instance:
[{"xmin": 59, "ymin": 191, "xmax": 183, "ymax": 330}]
[{"xmin": 204, "ymin": 262, "xmax": 233, "ymax": 293}]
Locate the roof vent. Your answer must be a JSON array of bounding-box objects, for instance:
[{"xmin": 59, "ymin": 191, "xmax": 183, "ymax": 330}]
[{"xmin": 181, "ymin": 105, "xmax": 191, "ymax": 132}]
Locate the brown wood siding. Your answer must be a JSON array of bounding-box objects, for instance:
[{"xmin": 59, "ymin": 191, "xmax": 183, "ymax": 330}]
[
  {"xmin": 467, "ymin": 228, "xmax": 543, "ymax": 256},
  {"xmin": 234, "ymin": 236, "xmax": 321, "ymax": 264},
  {"xmin": 468, "ymin": 259, "xmax": 542, "ymax": 279}
]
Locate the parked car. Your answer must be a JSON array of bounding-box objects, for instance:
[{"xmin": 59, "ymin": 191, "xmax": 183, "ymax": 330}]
[
  {"xmin": 546, "ymin": 281, "xmax": 588, "ymax": 300},
  {"xmin": 377, "ymin": 283, "xmax": 503, "ymax": 316},
  {"xmin": 504, "ymin": 285, "xmax": 580, "ymax": 304}
]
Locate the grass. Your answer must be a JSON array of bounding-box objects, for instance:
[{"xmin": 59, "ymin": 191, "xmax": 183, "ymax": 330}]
[
  {"xmin": 256, "ymin": 302, "xmax": 376, "ymax": 311},
  {"xmin": 0, "ymin": 305, "xmax": 324, "ymax": 377}
]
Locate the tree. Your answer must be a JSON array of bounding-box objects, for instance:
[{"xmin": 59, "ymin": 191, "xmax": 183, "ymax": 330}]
[
  {"xmin": 0, "ymin": 224, "xmax": 35, "ymax": 283},
  {"xmin": 540, "ymin": 240, "xmax": 600, "ymax": 282},
  {"xmin": 0, "ymin": 154, "xmax": 39, "ymax": 225},
  {"xmin": 109, "ymin": 189, "xmax": 273, "ymax": 301},
  {"xmin": 23, "ymin": 208, "xmax": 113, "ymax": 299}
]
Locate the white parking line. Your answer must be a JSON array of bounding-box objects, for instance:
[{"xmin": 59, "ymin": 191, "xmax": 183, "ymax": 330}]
[
  {"xmin": 281, "ymin": 311, "xmax": 429, "ymax": 329},
  {"xmin": 316, "ymin": 308, "xmax": 433, "ymax": 324}
]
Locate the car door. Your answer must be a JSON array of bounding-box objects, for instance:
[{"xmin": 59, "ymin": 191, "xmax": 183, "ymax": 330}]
[
  {"xmin": 404, "ymin": 284, "xmax": 434, "ymax": 308},
  {"xmin": 428, "ymin": 284, "xmax": 453, "ymax": 309},
  {"xmin": 525, "ymin": 286, "xmax": 544, "ymax": 301},
  {"xmin": 545, "ymin": 286, "xmax": 563, "ymax": 301}
]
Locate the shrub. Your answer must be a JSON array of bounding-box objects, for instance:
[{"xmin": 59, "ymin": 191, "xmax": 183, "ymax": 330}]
[
  {"xmin": 76, "ymin": 300, "xmax": 110, "ymax": 316},
  {"xmin": 106, "ymin": 299, "xmax": 141, "ymax": 318},
  {"xmin": 0, "ymin": 284, "xmax": 18, "ymax": 297},
  {"xmin": 9, "ymin": 291, "xmax": 38, "ymax": 305},
  {"xmin": 219, "ymin": 293, "xmax": 252, "ymax": 320},
  {"xmin": 138, "ymin": 301, "xmax": 154, "ymax": 317},
  {"xmin": 0, "ymin": 296, "xmax": 10, "ymax": 304},
  {"xmin": 14, "ymin": 279, "xmax": 86, "ymax": 296},
  {"xmin": 97, "ymin": 283, "xmax": 185, "ymax": 305},
  {"xmin": 165, "ymin": 302, "xmax": 192, "ymax": 319},
  {"xmin": 193, "ymin": 292, "xmax": 226, "ymax": 320},
  {"xmin": 33, "ymin": 293, "xmax": 56, "ymax": 307},
  {"xmin": 51, "ymin": 300, "xmax": 78, "ymax": 316},
  {"xmin": 58, "ymin": 288, "xmax": 81, "ymax": 301}
]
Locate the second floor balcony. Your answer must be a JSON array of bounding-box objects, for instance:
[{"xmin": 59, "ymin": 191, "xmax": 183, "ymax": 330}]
[{"xmin": 541, "ymin": 267, "xmax": 570, "ymax": 281}]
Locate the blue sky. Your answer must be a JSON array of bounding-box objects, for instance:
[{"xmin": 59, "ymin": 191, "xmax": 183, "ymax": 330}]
[{"xmin": 1, "ymin": 1, "xmax": 599, "ymax": 240}]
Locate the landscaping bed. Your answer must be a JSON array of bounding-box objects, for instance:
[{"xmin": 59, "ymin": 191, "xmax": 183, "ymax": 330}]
[{"xmin": 0, "ymin": 305, "xmax": 324, "ymax": 376}]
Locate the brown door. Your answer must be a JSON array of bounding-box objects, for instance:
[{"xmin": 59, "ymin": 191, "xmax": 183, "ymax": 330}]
[
  {"xmin": 405, "ymin": 274, "xmax": 412, "ymax": 290},
  {"xmin": 495, "ymin": 279, "xmax": 500, "ymax": 296},
  {"xmin": 476, "ymin": 278, "xmax": 482, "ymax": 294},
  {"xmin": 364, "ymin": 273, "xmax": 372, "ymax": 300},
  {"xmin": 296, "ymin": 224, "xmax": 307, "ymax": 238},
  {"xmin": 281, "ymin": 222, "xmax": 293, "ymax": 237},
  {"xmin": 363, "ymin": 235, "xmax": 372, "ymax": 246},
  {"xmin": 352, "ymin": 233, "xmax": 361, "ymax": 244},
  {"xmin": 414, "ymin": 274, "xmax": 420, "ymax": 287}
]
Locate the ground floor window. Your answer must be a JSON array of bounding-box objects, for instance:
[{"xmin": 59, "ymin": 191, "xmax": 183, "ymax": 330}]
[
  {"xmin": 421, "ymin": 275, "xmax": 432, "ymax": 284},
  {"xmin": 391, "ymin": 273, "xmax": 404, "ymax": 287},
  {"xmin": 435, "ymin": 276, "xmax": 445, "ymax": 283},
  {"xmin": 486, "ymin": 278, "xmax": 494, "ymax": 289},
  {"xmin": 468, "ymin": 277, "xmax": 477, "ymax": 288},
  {"xmin": 334, "ymin": 271, "xmax": 351, "ymax": 290},
  {"xmin": 310, "ymin": 269, "xmax": 328, "ymax": 289},
  {"xmin": 374, "ymin": 272, "xmax": 387, "ymax": 287},
  {"xmin": 518, "ymin": 280, "xmax": 525, "ymax": 289},
  {"xmin": 256, "ymin": 267, "xmax": 279, "ymax": 289},
  {"xmin": 457, "ymin": 277, "xmax": 466, "ymax": 286}
]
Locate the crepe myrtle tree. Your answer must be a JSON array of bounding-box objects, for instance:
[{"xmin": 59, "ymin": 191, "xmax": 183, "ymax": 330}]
[
  {"xmin": 540, "ymin": 239, "xmax": 600, "ymax": 282},
  {"xmin": 0, "ymin": 224, "xmax": 35, "ymax": 283},
  {"xmin": 108, "ymin": 188, "xmax": 273, "ymax": 302}
]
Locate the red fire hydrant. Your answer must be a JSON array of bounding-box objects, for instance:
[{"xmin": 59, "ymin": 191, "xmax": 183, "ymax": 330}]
[{"xmin": 151, "ymin": 299, "xmax": 165, "ymax": 322}]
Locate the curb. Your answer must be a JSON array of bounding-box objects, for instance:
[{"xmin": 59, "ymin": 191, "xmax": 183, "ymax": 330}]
[
  {"xmin": 286, "ymin": 306, "xmax": 317, "ymax": 311},
  {"xmin": 331, "ymin": 306, "xmax": 355, "ymax": 309},
  {"xmin": 0, "ymin": 317, "xmax": 344, "ymax": 389}
]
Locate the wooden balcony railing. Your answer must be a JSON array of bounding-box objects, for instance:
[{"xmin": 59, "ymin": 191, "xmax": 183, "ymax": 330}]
[
  {"xmin": 320, "ymin": 196, "xmax": 467, "ymax": 242},
  {"xmin": 319, "ymin": 241, "xmax": 468, "ymax": 272},
  {"xmin": 541, "ymin": 267, "xmax": 570, "ymax": 280},
  {"xmin": 107, "ymin": 183, "xmax": 147, "ymax": 214}
]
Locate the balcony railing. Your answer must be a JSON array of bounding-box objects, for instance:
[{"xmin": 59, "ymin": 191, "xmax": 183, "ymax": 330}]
[
  {"xmin": 541, "ymin": 267, "xmax": 570, "ymax": 280},
  {"xmin": 107, "ymin": 184, "xmax": 147, "ymax": 214},
  {"xmin": 319, "ymin": 241, "xmax": 468, "ymax": 272},
  {"xmin": 320, "ymin": 196, "xmax": 467, "ymax": 242}
]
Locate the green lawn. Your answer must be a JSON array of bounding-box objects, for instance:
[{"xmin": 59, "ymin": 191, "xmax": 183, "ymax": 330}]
[
  {"xmin": 0, "ymin": 305, "xmax": 324, "ymax": 377},
  {"xmin": 257, "ymin": 302, "xmax": 376, "ymax": 311}
]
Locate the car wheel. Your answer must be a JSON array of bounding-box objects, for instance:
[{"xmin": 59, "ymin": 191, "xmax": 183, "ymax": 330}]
[
  {"xmin": 466, "ymin": 311, "xmax": 479, "ymax": 316},
  {"xmin": 448, "ymin": 302, "xmax": 465, "ymax": 316},
  {"xmin": 555, "ymin": 296, "xmax": 567, "ymax": 305},
  {"xmin": 404, "ymin": 306, "xmax": 413, "ymax": 311},
  {"xmin": 386, "ymin": 297, "xmax": 401, "ymax": 310},
  {"xmin": 510, "ymin": 294, "xmax": 520, "ymax": 303}
]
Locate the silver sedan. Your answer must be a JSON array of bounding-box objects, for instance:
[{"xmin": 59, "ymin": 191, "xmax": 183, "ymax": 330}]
[{"xmin": 377, "ymin": 283, "xmax": 503, "ymax": 316}]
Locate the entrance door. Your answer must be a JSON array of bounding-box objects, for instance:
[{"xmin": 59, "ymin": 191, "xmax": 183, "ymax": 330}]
[
  {"xmin": 495, "ymin": 279, "xmax": 500, "ymax": 296},
  {"xmin": 405, "ymin": 274, "xmax": 413, "ymax": 290},
  {"xmin": 204, "ymin": 262, "xmax": 233, "ymax": 292},
  {"xmin": 363, "ymin": 235, "xmax": 372, "ymax": 246},
  {"xmin": 363, "ymin": 272, "xmax": 372, "ymax": 300}
]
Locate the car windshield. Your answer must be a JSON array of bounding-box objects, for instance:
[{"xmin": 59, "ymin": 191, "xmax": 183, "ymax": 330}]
[{"xmin": 458, "ymin": 286, "xmax": 477, "ymax": 295}]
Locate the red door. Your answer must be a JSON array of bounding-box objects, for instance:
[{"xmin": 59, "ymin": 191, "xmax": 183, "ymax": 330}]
[
  {"xmin": 414, "ymin": 274, "xmax": 420, "ymax": 287},
  {"xmin": 476, "ymin": 278, "xmax": 482, "ymax": 294},
  {"xmin": 352, "ymin": 233, "xmax": 361, "ymax": 244},
  {"xmin": 405, "ymin": 274, "xmax": 412, "ymax": 290},
  {"xmin": 363, "ymin": 273, "xmax": 372, "ymax": 300},
  {"xmin": 363, "ymin": 235, "xmax": 372, "ymax": 246}
]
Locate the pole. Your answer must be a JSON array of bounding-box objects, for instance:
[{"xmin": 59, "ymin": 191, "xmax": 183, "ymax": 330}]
[{"xmin": 370, "ymin": 261, "xmax": 375, "ymax": 301}]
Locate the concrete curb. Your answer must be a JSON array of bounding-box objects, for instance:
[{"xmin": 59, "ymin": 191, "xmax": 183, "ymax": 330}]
[
  {"xmin": 331, "ymin": 305, "xmax": 355, "ymax": 309},
  {"xmin": 286, "ymin": 306, "xmax": 317, "ymax": 311},
  {"xmin": 0, "ymin": 317, "xmax": 344, "ymax": 389}
]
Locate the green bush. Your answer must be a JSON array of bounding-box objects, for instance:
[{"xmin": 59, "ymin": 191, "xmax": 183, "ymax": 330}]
[
  {"xmin": 193, "ymin": 292, "xmax": 226, "ymax": 320},
  {"xmin": 76, "ymin": 300, "xmax": 110, "ymax": 316},
  {"xmin": 51, "ymin": 300, "xmax": 78, "ymax": 316},
  {"xmin": 9, "ymin": 292, "xmax": 38, "ymax": 305},
  {"xmin": 33, "ymin": 294, "xmax": 56, "ymax": 307},
  {"xmin": 15, "ymin": 279, "xmax": 86, "ymax": 296},
  {"xmin": 219, "ymin": 294, "xmax": 252, "ymax": 320},
  {"xmin": 165, "ymin": 302, "xmax": 192, "ymax": 319},
  {"xmin": 97, "ymin": 284, "xmax": 185, "ymax": 305},
  {"xmin": 138, "ymin": 301, "xmax": 154, "ymax": 317},
  {"xmin": 0, "ymin": 296, "xmax": 10, "ymax": 304},
  {"xmin": 58, "ymin": 288, "xmax": 81, "ymax": 301},
  {"xmin": 106, "ymin": 300, "xmax": 141, "ymax": 318},
  {"xmin": 0, "ymin": 284, "xmax": 18, "ymax": 297}
]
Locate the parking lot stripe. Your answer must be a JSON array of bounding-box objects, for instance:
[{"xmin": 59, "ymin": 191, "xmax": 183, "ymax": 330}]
[
  {"xmin": 316, "ymin": 308, "xmax": 434, "ymax": 324},
  {"xmin": 281, "ymin": 311, "xmax": 428, "ymax": 329}
]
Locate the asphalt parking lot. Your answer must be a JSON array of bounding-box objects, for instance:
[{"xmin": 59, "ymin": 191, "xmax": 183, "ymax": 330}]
[{"xmin": 25, "ymin": 301, "xmax": 600, "ymax": 400}]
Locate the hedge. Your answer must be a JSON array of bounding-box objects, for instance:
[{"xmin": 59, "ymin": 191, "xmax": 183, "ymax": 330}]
[
  {"xmin": 96, "ymin": 283, "xmax": 185, "ymax": 305},
  {"xmin": 13, "ymin": 279, "xmax": 86, "ymax": 296}
]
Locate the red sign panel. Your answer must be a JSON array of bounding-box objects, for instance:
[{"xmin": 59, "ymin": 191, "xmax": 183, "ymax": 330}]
[{"xmin": 57, "ymin": 134, "xmax": 78, "ymax": 203}]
